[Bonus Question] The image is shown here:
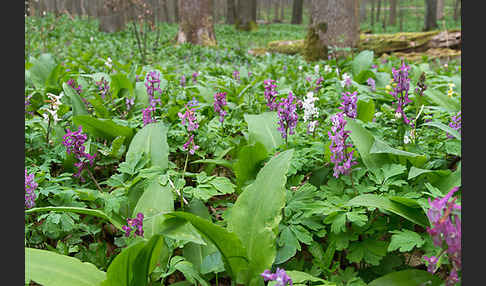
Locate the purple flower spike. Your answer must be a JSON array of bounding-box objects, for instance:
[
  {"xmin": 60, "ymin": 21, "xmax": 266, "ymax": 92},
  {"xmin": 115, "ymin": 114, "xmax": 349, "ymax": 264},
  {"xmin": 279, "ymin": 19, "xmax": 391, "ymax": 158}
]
[
  {"xmin": 25, "ymin": 169, "xmax": 38, "ymax": 209},
  {"xmin": 261, "ymin": 268, "xmax": 293, "ymax": 286},
  {"xmin": 95, "ymin": 77, "xmax": 110, "ymax": 100},
  {"xmin": 178, "ymin": 105, "xmax": 199, "ymax": 132},
  {"xmin": 123, "ymin": 213, "xmax": 144, "ymax": 238},
  {"xmin": 339, "ymin": 91, "xmax": 358, "ymax": 119},
  {"xmin": 233, "ymin": 70, "xmax": 240, "ymax": 81},
  {"xmin": 183, "ymin": 134, "xmax": 199, "ymax": 155},
  {"xmin": 264, "ymin": 79, "xmax": 279, "ymax": 111},
  {"xmin": 447, "ymin": 111, "xmax": 461, "ymax": 139},
  {"xmin": 328, "ymin": 112, "xmax": 357, "ymax": 178},
  {"xmin": 62, "ymin": 126, "xmax": 96, "ymax": 181},
  {"xmin": 67, "ymin": 78, "xmax": 82, "ymax": 95},
  {"xmin": 367, "ymin": 77, "xmax": 376, "ymax": 92},
  {"xmin": 192, "ymin": 72, "xmax": 199, "ymax": 83},
  {"xmin": 142, "ymin": 107, "xmax": 156, "ymax": 126},
  {"xmin": 390, "ymin": 61, "xmax": 413, "ymax": 126},
  {"xmin": 180, "ymin": 75, "xmax": 186, "ymax": 87},
  {"xmin": 213, "ymin": 92, "xmax": 228, "ymax": 123},
  {"xmin": 145, "ymin": 71, "xmax": 163, "ymax": 106},
  {"xmin": 277, "ymin": 92, "xmax": 299, "ymax": 141}
]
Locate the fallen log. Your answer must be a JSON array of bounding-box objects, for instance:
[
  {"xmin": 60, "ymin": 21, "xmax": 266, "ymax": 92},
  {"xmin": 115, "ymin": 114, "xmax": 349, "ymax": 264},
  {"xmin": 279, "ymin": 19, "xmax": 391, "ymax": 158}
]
[{"xmin": 255, "ymin": 30, "xmax": 461, "ymax": 58}]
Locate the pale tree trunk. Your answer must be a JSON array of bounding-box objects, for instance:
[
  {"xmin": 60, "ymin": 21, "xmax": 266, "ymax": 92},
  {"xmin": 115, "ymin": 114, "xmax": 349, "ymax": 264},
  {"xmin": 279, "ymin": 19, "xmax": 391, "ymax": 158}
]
[
  {"xmin": 424, "ymin": 0, "xmax": 438, "ymax": 31},
  {"xmin": 175, "ymin": 0, "xmax": 216, "ymax": 46},
  {"xmin": 376, "ymin": 0, "xmax": 381, "ymax": 23},
  {"xmin": 174, "ymin": 0, "xmax": 179, "ymax": 23},
  {"xmin": 236, "ymin": 0, "xmax": 258, "ymax": 30},
  {"xmin": 453, "ymin": 0, "xmax": 460, "ymax": 21},
  {"xmin": 280, "ymin": 0, "xmax": 285, "ymax": 21},
  {"xmin": 266, "ymin": 0, "xmax": 272, "ymax": 21},
  {"xmin": 360, "ymin": 0, "xmax": 367, "ymax": 22},
  {"xmin": 251, "ymin": 0, "xmax": 257, "ymax": 21},
  {"xmin": 226, "ymin": 0, "xmax": 236, "ymax": 24},
  {"xmin": 436, "ymin": 0, "xmax": 444, "ymax": 20},
  {"xmin": 274, "ymin": 0, "xmax": 280, "ymax": 22},
  {"xmin": 389, "ymin": 0, "xmax": 397, "ymax": 25},
  {"xmin": 399, "ymin": 0, "xmax": 404, "ymax": 31},
  {"xmin": 370, "ymin": 0, "xmax": 375, "ymax": 27},
  {"xmin": 291, "ymin": 0, "xmax": 303, "ymax": 24},
  {"xmin": 303, "ymin": 0, "xmax": 359, "ymax": 61},
  {"xmin": 161, "ymin": 0, "xmax": 169, "ymax": 22}
]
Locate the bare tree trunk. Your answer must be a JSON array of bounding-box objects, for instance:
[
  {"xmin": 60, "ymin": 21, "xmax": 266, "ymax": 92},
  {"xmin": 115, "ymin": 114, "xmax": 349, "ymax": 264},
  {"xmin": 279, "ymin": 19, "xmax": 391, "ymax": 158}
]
[
  {"xmin": 266, "ymin": 0, "xmax": 272, "ymax": 21},
  {"xmin": 251, "ymin": 0, "xmax": 257, "ymax": 21},
  {"xmin": 226, "ymin": 0, "xmax": 236, "ymax": 24},
  {"xmin": 291, "ymin": 0, "xmax": 303, "ymax": 24},
  {"xmin": 383, "ymin": 0, "xmax": 387, "ymax": 31},
  {"xmin": 389, "ymin": 0, "xmax": 397, "ymax": 25},
  {"xmin": 453, "ymin": 0, "xmax": 460, "ymax": 21},
  {"xmin": 303, "ymin": 0, "xmax": 359, "ymax": 61},
  {"xmin": 376, "ymin": 0, "xmax": 381, "ymax": 22},
  {"xmin": 174, "ymin": 0, "xmax": 179, "ymax": 23},
  {"xmin": 399, "ymin": 0, "xmax": 404, "ymax": 31},
  {"xmin": 236, "ymin": 0, "xmax": 258, "ymax": 30},
  {"xmin": 424, "ymin": 0, "xmax": 438, "ymax": 31},
  {"xmin": 370, "ymin": 0, "xmax": 375, "ymax": 27},
  {"xmin": 436, "ymin": 0, "xmax": 444, "ymax": 20},
  {"xmin": 280, "ymin": 0, "xmax": 285, "ymax": 22},
  {"xmin": 175, "ymin": 0, "xmax": 217, "ymax": 46},
  {"xmin": 274, "ymin": 0, "xmax": 280, "ymax": 22},
  {"xmin": 360, "ymin": 0, "xmax": 367, "ymax": 22}
]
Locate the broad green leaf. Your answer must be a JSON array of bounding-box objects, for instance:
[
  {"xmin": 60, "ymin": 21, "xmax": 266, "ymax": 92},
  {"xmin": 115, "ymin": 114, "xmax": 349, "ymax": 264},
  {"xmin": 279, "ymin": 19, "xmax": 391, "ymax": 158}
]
[
  {"xmin": 133, "ymin": 179, "xmax": 174, "ymax": 239},
  {"xmin": 102, "ymin": 240, "xmax": 145, "ymax": 286},
  {"xmin": 192, "ymin": 158, "xmax": 233, "ymax": 169},
  {"xmin": 424, "ymin": 88, "xmax": 460, "ymax": 113},
  {"xmin": 407, "ymin": 166, "xmax": 451, "ymax": 180},
  {"xmin": 368, "ymin": 269, "xmax": 443, "ymax": 286},
  {"xmin": 25, "ymin": 248, "xmax": 106, "ymax": 286},
  {"xmin": 370, "ymin": 138, "xmax": 422, "ymax": 158},
  {"xmin": 29, "ymin": 53, "xmax": 56, "ymax": 90},
  {"xmin": 73, "ymin": 115, "xmax": 133, "ymax": 141},
  {"xmin": 172, "ymin": 260, "xmax": 210, "ymax": 286},
  {"xmin": 357, "ymin": 99, "xmax": 375, "ymax": 123},
  {"xmin": 435, "ymin": 162, "xmax": 461, "ymax": 194},
  {"xmin": 164, "ymin": 211, "xmax": 249, "ymax": 283},
  {"xmin": 126, "ymin": 122, "xmax": 169, "ymax": 170},
  {"xmin": 422, "ymin": 121, "xmax": 461, "ymax": 141},
  {"xmin": 131, "ymin": 235, "xmax": 167, "ymax": 286},
  {"xmin": 351, "ymin": 50, "xmax": 374, "ymax": 76},
  {"xmin": 111, "ymin": 73, "xmax": 134, "ymax": 98},
  {"xmin": 346, "ymin": 194, "xmax": 429, "ymax": 227},
  {"xmin": 134, "ymin": 82, "xmax": 149, "ymax": 107},
  {"xmin": 286, "ymin": 271, "xmax": 334, "ymax": 285},
  {"xmin": 233, "ymin": 142, "xmax": 268, "ymax": 188},
  {"xmin": 388, "ymin": 229, "xmax": 424, "ymax": 252},
  {"xmin": 63, "ymin": 82, "xmax": 88, "ymax": 117},
  {"xmin": 158, "ymin": 217, "xmax": 206, "ymax": 245},
  {"xmin": 275, "ymin": 227, "xmax": 299, "ymax": 265},
  {"xmin": 244, "ymin": 112, "xmax": 284, "ymax": 152},
  {"xmin": 25, "ymin": 206, "xmax": 125, "ymax": 230},
  {"xmin": 347, "ymin": 239, "xmax": 388, "ymax": 265},
  {"xmin": 228, "ymin": 149, "xmax": 294, "ymax": 286},
  {"xmin": 344, "ymin": 119, "xmax": 388, "ymax": 170}
]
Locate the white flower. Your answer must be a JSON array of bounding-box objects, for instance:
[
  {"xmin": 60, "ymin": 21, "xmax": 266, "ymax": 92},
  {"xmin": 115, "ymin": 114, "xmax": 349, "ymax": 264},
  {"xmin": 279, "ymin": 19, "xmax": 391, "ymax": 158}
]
[
  {"xmin": 302, "ymin": 91, "xmax": 319, "ymax": 123},
  {"xmin": 340, "ymin": 73, "xmax": 351, "ymax": 88},
  {"xmin": 314, "ymin": 64, "xmax": 319, "ymax": 74},
  {"xmin": 42, "ymin": 93, "xmax": 63, "ymax": 123},
  {"xmin": 298, "ymin": 66, "xmax": 303, "ymax": 71},
  {"xmin": 105, "ymin": 57, "xmax": 112, "ymax": 69},
  {"xmin": 395, "ymin": 112, "xmax": 402, "ymax": 120},
  {"xmin": 403, "ymin": 133, "xmax": 411, "ymax": 144},
  {"xmin": 308, "ymin": 120, "xmax": 318, "ymax": 133},
  {"xmin": 324, "ymin": 65, "xmax": 332, "ymax": 73}
]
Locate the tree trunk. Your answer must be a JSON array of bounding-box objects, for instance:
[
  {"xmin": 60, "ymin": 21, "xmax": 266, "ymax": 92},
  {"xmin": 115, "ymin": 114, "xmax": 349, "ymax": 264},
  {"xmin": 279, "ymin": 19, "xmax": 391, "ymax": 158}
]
[
  {"xmin": 303, "ymin": 0, "xmax": 359, "ymax": 61},
  {"xmin": 175, "ymin": 0, "xmax": 216, "ymax": 46},
  {"xmin": 399, "ymin": 0, "xmax": 404, "ymax": 31},
  {"xmin": 382, "ymin": 0, "xmax": 387, "ymax": 31},
  {"xmin": 370, "ymin": 0, "xmax": 375, "ymax": 27},
  {"xmin": 291, "ymin": 0, "xmax": 303, "ymax": 24},
  {"xmin": 174, "ymin": 0, "xmax": 179, "ymax": 23},
  {"xmin": 226, "ymin": 0, "xmax": 236, "ymax": 24},
  {"xmin": 436, "ymin": 0, "xmax": 444, "ymax": 20},
  {"xmin": 236, "ymin": 0, "xmax": 258, "ymax": 30},
  {"xmin": 280, "ymin": 0, "xmax": 285, "ymax": 21},
  {"xmin": 251, "ymin": 0, "xmax": 257, "ymax": 21},
  {"xmin": 389, "ymin": 0, "xmax": 397, "ymax": 25},
  {"xmin": 424, "ymin": 0, "xmax": 438, "ymax": 31},
  {"xmin": 360, "ymin": 0, "xmax": 367, "ymax": 22},
  {"xmin": 376, "ymin": 0, "xmax": 381, "ymax": 22},
  {"xmin": 274, "ymin": 0, "xmax": 280, "ymax": 22},
  {"xmin": 453, "ymin": 0, "xmax": 460, "ymax": 21}
]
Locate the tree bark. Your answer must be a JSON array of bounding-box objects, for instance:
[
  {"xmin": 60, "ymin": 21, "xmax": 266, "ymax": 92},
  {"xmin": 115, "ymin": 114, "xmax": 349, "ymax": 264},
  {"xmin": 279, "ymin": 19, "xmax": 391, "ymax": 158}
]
[
  {"xmin": 291, "ymin": 0, "xmax": 304, "ymax": 24},
  {"xmin": 376, "ymin": 0, "xmax": 381, "ymax": 22},
  {"xmin": 303, "ymin": 0, "xmax": 359, "ymax": 61},
  {"xmin": 424, "ymin": 0, "xmax": 438, "ymax": 31},
  {"xmin": 360, "ymin": 0, "xmax": 367, "ymax": 22},
  {"xmin": 175, "ymin": 0, "xmax": 216, "ymax": 46},
  {"xmin": 274, "ymin": 0, "xmax": 280, "ymax": 22},
  {"xmin": 453, "ymin": 0, "xmax": 460, "ymax": 21},
  {"xmin": 280, "ymin": 0, "xmax": 285, "ymax": 21},
  {"xmin": 236, "ymin": 0, "xmax": 258, "ymax": 30},
  {"xmin": 251, "ymin": 0, "xmax": 257, "ymax": 21},
  {"xmin": 399, "ymin": 0, "xmax": 404, "ymax": 31},
  {"xmin": 370, "ymin": 0, "xmax": 375, "ymax": 27},
  {"xmin": 226, "ymin": 0, "xmax": 236, "ymax": 24},
  {"xmin": 174, "ymin": 0, "xmax": 179, "ymax": 23},
  {"xmin": 389, "ymin": 0, "xmax": 397, "ymax": 25},
  {"xmin": 436, "ymin": 0, "xmax": 444, "ymax": 20}
]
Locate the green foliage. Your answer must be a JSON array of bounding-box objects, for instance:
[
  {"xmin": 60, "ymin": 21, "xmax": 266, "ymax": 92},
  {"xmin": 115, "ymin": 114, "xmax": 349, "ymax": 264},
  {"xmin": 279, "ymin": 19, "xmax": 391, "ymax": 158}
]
[
  {"xmin": 126, "ymin": 122, "xmax": 169, "ymax": 170},
  {"xmin": 244, "ymin": 112, "xmax": 284, "ymax": 152}
]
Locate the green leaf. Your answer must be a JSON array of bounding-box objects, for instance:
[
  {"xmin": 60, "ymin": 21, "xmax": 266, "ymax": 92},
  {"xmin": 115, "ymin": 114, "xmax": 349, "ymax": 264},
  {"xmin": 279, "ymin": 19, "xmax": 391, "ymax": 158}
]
[
  {"xmin": 368, "ymin": 269, "xmax": 443, "ymax": 286},
  {"xmin": 228, "ymin": 149, "xmax": 294, "ymax": 286},
  {"xmin": 73, "ymin": 115, "xmax": 133, "ymax": 141},
  {"xmin": 192, "ymin": 159, "xmax": 233, "ymax": 169},
  {"xmin": 275, "ymin": 227, "xmax": 299, "ymax": 265},
  {"xmin": 424, "ymin": 88, "xmax": 460, "ymax": 113},
  {"xmin": 29, "ymin": 53, "xmax": 56, "ymax": 90},
  {"xmin": 158, "ymin": 217, "xmax": 206, "ymax": 245},
  {"xmin": 133, "ymin": 179, "xmax": 174, "ymax": 239},
  {"xmin": 346, "ymin": 194, "xmax": 429, "ymax": 227},
  {"xmin": 25, "ymin": 247, "xmax": 106, "ymax": 286},
  {"xmin": 63, "ymin": 82, "xmax": 88, "ymax": 117},
  {"xmin": 347, "ymin": 239, "xmax": 388, "ymax": 265},
  {"xmin": 388, "ymin": 229, "xmax": 424, "ymax": 252},
  {"xmin": 344, "ymin": 119, "xmax": 388, "ymax": 170},
  {"xmin": 164, "ymin": 212, "xmax": 249, "ymax": 283},
  {"xmin": 357, "ymin": 99, "xmax": 375, "ymax": 123},
  {"xmin": 111, "ymin": 73, "xmax": 134, "ymax": 98},
  {"xmin": 233, "ymin": 142, "xmax": 268, "ymax": 188},
  {"xmin": 435, "ymin": 162, "xmax": 461, "ymax": 194},
  {"xmin": 126, "ymin": 122, "xmax": 169, "ymax": 170},
  {"xmin": 25, "ymin": 207, "xmax": 125, "ymax": 230},
  {"xmin": 244, "ymin": 112, "xmax": 284, "ymax": 152},
  {"xmin": 102, "ymin": 240, "xmax": 145, "ymax": 286},
  {"xmin": 131, "ymin": 235, "xmax": 167, "ymax": 286},
  {"xmin": 286, "ymin": 271, "xmax": 333, "ymax": 285},
  {"xmin": 370, "ymin": 139, "xmax": 422, "ymax": 158},
  {"xmin": 351, "ymin": 50, "xmax": 374, "ymax": 76},
  {"xmin": 422, "ymin": 121, "xmax": 461, "ymax": 141},
  {"xmin": 324, "ymin": 212, "xmax": 347, "ymax": 234}
]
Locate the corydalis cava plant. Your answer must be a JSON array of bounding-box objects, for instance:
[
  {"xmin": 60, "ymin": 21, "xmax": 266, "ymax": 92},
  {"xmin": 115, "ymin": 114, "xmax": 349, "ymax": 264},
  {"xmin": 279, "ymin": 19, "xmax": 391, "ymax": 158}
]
[
  {"xmin": 25, "ymin": 169, "xmax": 38, "ymax": 209},
  {"xmin": 62, "ymin": 126, "xmax": 96, "ymax": 181},
  {"xmin": 277, "ymin": 92, "xmax": 298, "ymax": 144},
  {"xmin": 328, "ymin": 112, "xmax": 357, "ymax": 178},
  {"xmin": 302, "ymin": 91, "xmax": 319, "ymax": 134},
  {"xmin": 122, "ymin": 213, "xmax": 144, "ymax": 238},
  {"xmin": 264, "ymin": 79, "xmax": 279, "ymax": 111},
  {"xmin": 213, "ymin": 92, "xmax": 228, "ymax": 123},
  {"xmin": 390, "ymin": 61, "xmax": 413, "ymax": 126},
  {"xmin": 261, "ymin": 268, "xmax": 293, "ymax": 286},
  {"xmin": 178, "ymin": 101, "xmax": 200, "ymax": 155}
]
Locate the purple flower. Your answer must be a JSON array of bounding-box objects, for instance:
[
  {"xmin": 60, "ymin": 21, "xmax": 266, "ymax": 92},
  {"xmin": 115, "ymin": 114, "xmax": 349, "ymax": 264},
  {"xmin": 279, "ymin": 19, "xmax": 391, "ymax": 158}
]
[
  {"xmin": 180, "ymin": 75, "xmax": 186, "ymax": 87},
  {"xmin": 126, "ymin": 97, "xmax": 135, "ymax": 111},
  {"xmin": 178, "ymin": 105, "xmax": 199, "ymax": 132},
  {"xmin": 261, "ymin": 268, "xmax": 293, "ymax": 286},
  {"xmin": 183, "ymin": 134, "xmax": 199, "ymax": 155},
  {"xmin": 371, "ymin": 64, "xmax": 378, "ymax": 69},
  {"xmin": 314, "ymin": 76, "xmax": 324, "ymax": 91},
  {"xmin": 95, "ymin": 77, "xmax": 110, "ymax": 100},
  {"xmin": 145, "ymin": 71, "xmax": 163, "ymax": 101},
  {"xmin": 339, "ymin": 91, "xmax": 358, "ymax": 119},
  {"xmin": 25, "ymin": 169, "xmax": 38, "ymax": 209},
  {"xmin": 264, "ymin": 79, "xmax": 279, "ymax": 111},
  {"xmin": 192, "ymin": 72, "xmax": 199, "ymax": 83},
  {"xmin": 233, "ymin": 70, "xmax": 240, "ymax": 81},
  {"xmin": 424, "ymin": 186, "xmax": 461, "ymax": 285},
  {"xmin": 423, "ymin": 255, "xmax": 438, "ymax": 273},
  {"xmin": 62, "ymin": 126, "xmax": 96, "ymax": 181},
  {"xmin": 123, "ymin": 213, "xmax": 144, "ymax": 237},
  {"xmin": 142, "ymin": 107, "xmax": 156, "ymax": 126},
  {"xmin": 390, "ymin": 61, "xmax": 413, "ymax": 126},
  {"xmin": 328, "ymin": 112, "xmax": 357, "ymax": 178},
  {"xmin": 447, "ymin": 111, "xmax": 461, "ymax": 139},
  {"xmin": 213, "ymin": 92, "xmax": 228, "ymax": 123},
  {"xmin": 277, "ymin": 92, "xmax": 299, "ymax": 141},
  {"xmin": 67, "ymin": 78, "xmax": 82, "ymax": 94},
  {"xmin": 367, "ymin": 78, "xmax": 376, "ymax": 92}
]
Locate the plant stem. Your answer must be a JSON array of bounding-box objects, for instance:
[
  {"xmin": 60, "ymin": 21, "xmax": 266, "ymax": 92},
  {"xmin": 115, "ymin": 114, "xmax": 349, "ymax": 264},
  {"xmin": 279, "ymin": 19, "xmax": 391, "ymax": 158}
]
[
  {"xmin": 87, "ymin": 169, "xmax": 103, "ymax": 192},
  {"xmin": 180, "ymin": 151, "xmax": 190, "ymax": 210},
  {"xmin": 46, "ymin": 115, "xmax": 51, "ymax": 144}
]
